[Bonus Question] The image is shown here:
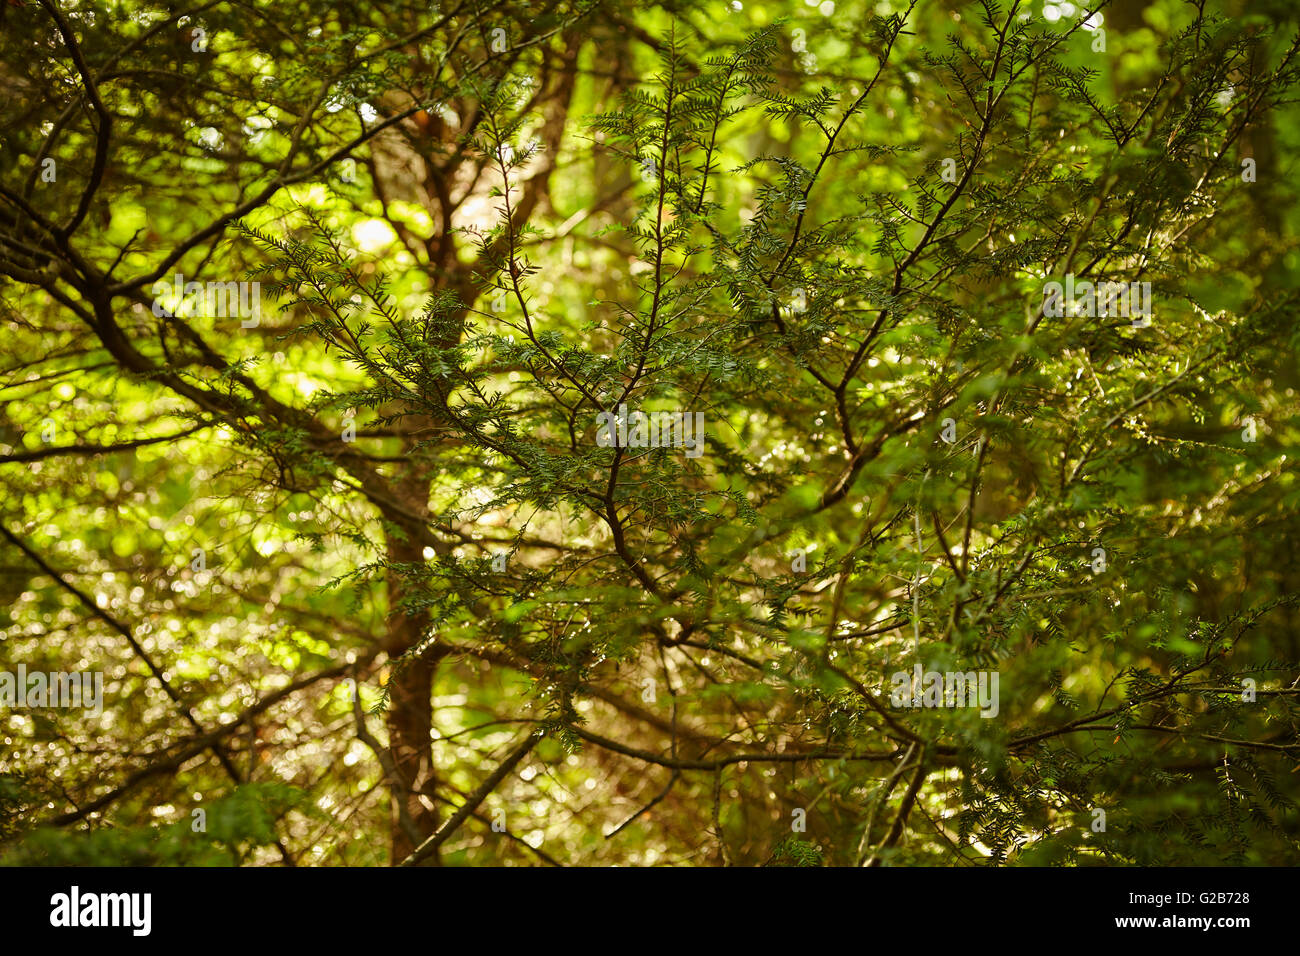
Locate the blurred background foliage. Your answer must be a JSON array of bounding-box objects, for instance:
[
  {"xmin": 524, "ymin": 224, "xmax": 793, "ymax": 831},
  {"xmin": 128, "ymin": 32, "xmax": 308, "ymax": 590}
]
[{"xmin": 1, "ymin": 0, "xmax": 1298, "ymax": 866}]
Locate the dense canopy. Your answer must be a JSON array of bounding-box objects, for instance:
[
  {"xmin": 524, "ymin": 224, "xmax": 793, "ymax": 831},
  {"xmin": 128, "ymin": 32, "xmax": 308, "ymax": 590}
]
[{"xmin": 2, "ymin": 0, "xmax": 1299, "ymax": 866}]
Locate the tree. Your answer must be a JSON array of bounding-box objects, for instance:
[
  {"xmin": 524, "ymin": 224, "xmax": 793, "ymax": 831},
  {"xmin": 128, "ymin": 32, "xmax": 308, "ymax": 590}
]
[{"xmin": 2, "ymin": 0, "xmax": 1299, "ymax": 867}]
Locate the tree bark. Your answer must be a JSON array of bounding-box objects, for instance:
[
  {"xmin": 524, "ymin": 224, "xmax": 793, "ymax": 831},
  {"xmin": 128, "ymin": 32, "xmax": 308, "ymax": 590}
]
[{"xmin": 382, "ymin": 465, "xmax": 443, "ymax": 865}]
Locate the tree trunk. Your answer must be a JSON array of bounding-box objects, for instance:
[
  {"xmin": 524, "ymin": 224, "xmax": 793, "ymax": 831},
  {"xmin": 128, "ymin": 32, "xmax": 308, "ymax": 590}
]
[{"xmin": 382, "ymin": 466, "xmax": 442, "ymax": 864}]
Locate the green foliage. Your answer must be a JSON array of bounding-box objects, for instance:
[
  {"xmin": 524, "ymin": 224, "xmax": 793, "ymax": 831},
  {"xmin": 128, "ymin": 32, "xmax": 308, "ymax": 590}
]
[
  {"xmin": 2, "ymin": 0, "xmax": 1298, "ymax": 866},
  {"xmin": 3, "ymin": 784, "xmax": 312, "ymax": 866}
]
